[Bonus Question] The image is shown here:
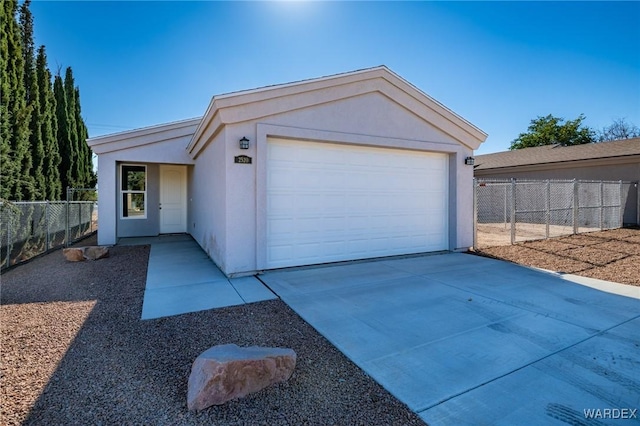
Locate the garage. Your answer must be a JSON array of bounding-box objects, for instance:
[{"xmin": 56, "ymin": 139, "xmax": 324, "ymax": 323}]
[
  {"xmin": 91, "ymin": 66, "xmax": 487, "ymax": 276},
  {"xmin": 266, "ymin": 137, "xmax": 449, "ymax": 268}
]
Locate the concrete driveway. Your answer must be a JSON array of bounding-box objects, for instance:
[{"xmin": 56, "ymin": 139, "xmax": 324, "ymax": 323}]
[{"xmin": 260, "ymin": 253, "xmax": 640, "ymax": 425}]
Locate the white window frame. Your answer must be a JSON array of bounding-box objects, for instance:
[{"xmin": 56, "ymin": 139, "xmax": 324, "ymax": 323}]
[{"xmin": 120, "ymin": 163, "xmax": 147, "ymax": 220}]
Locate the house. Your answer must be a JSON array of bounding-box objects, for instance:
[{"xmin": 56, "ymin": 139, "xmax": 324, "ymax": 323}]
[
  {"xmin": 474, "ymin": 139, "xmax": 640, "ymax": 224},
  {"xmin": 87, "ymin": 66, "xmax": 487, "ymax": 276}
]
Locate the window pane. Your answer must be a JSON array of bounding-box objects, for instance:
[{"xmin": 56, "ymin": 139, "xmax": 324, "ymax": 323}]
[
  {"xmin": 122, "ymin": 165, "xmax": 146, "ymax": 191},
  {"xmin": 123, "ymin": 193, "xmax": 145, "ymax": 217}
]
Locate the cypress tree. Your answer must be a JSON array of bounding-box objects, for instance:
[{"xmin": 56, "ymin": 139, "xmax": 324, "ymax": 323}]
[
  {"xmin": 19, "ymin": 0, "xmax": 43, "ymax": 200},
  {"xmin": 0, "ymin": 0, "xmax": 31, "ymax": 200},
  {"xmin": 63, "ymin": 67, "xmax": 80, "ymax": 188},
  {"xmin": 0, "ymin": 1, "xmax": 14, "ymax": 199},
  {"xmin": 54, "ymin": 73, "xmax": 73, "ymax": 193},
  {"xmin": 19, "ymin": 0, "xmax": 35, "ymax": 101},
  {"xmin": 36, "ymin": 46, "xmax": 61, "ymax": 200},
  {"xmin": 74, "ymin": 87, "xmax": 95, "ymax": 189}
]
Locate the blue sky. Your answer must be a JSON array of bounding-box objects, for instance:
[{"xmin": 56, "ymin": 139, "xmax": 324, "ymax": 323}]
[{"xmin": 30, "ymin": 1, "xmax": 640, "ymax": 154}]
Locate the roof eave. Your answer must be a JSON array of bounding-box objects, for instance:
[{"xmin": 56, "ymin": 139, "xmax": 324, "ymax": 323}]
[
  {"xmin": 88, "ymin": 117, "xmax": 201, "ymax": 155},
  {"xmin": 187, "ymin": 66, "xmax": 488, "ymax": 156}
]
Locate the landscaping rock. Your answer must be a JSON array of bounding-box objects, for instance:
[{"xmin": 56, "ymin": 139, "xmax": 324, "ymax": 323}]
[
  {"xmin": 84, "ymin": 246, "xmax": 109, "ymax": 260},
  {"xmin": 63, "ymin": 248, "xmax": 85, "ymax": 262},
  {"xmin": 62, "ymin": 246, "xmax": 110, "ymax": 262},
  {"xmin": 187, "ymin": 344, "xmax": 296, "ymax": 411}
]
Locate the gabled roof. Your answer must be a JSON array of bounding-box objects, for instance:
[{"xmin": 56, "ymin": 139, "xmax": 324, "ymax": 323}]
[
  {"xmin": 475, "ymin": 138, "xmax": 640, "ymax": 171},
  {"xmin": 87, "ymin": 66, "xmax": 488, "ymax": 157},
  {"xmin": 187, "ymin": 65, "xmax": 487, "ymax": 157}
]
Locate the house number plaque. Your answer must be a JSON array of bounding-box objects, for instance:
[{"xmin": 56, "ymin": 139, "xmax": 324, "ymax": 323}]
[{"xmin": 234, "ymin": 155, "xmax": 252, "ymax": 164}]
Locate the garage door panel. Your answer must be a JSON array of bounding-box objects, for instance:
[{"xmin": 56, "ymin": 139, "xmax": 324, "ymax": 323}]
[{"xmin": 266, "ymin": 138, "xmax": 448, "ymax": 268}]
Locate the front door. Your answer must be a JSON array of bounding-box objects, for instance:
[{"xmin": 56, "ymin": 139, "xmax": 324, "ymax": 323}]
[{"xmin": 160, "ymin": 165, "xmax": 187, "ymax": 234}]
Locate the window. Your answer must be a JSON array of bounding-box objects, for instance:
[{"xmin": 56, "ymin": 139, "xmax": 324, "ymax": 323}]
[{"xmin": 121, "ymin": 164, "xmax": 146, "ymax": 219}]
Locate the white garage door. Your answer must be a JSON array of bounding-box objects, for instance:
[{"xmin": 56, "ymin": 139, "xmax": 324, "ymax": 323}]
[{"xmin": 266, "ymin": 138, "xmax": 449, "ymax": 269}]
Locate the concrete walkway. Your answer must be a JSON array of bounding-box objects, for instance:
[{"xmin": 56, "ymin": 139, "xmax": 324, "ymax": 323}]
[
  {"xmin": 261, "ymin": 253, "xmax": 640, "ymax": 425},
  {"xmin": 120, "ymin": 235, "xmax": 276, "ymax": 320}
]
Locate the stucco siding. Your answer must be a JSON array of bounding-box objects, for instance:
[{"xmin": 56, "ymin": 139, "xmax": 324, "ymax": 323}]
[
  {"xmin": 210, "ymin": 93, "xmax": 477, "ymax": 275},
  {"xmin": 453, "ymin": 152, "xmax": 475, "ymax": 250},
  {"xmin": 261, "ymin": 91, "xmax": 458, "ymax": 146},
  {"xmin": 189, "ymin": 128, "xmax": 228, "ymax": 270},
  {"xmin": 91, "ymin": 67, "xmax": 486, "ymax": 275},
  {"xmin": 97, "ymin": 155, "xmax": 117, "ymax": 245}
]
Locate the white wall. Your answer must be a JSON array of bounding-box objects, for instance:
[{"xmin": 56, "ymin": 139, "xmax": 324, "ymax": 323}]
[
  {"xmin": 188, "ymin": 128, "xmax": 229, "ymax": 270},
  {"xmin": 196, "ymin": 91, "xmax": 476, "ymax": 275},
  {"xmin": 95, "ymin": 132, "xmax": 195, "ymax": 246}
]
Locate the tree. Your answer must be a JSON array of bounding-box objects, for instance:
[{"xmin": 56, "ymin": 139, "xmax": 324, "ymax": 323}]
[
  {"xmin": 74, "ymin": 87, "xmax": 96, "ymax": 189},
  {"xmin": 2, "ymin": 0, "xmax": 88, "ymax": 201},
  {"xmin": 20, "ymin": 0, "xmax": 43, "ymax": 200},
  {"xmin": 54, "ymin": 72, "xmax": 74, "ymax": 193},
  {"xmin": 0, "ymin": 1, "xmax": 15, "ymax": 200},
  {"xmin": 597, "ymin": 118, "xmax": 640, "ymax": 142},
  {"xmin": 1, "ymin": 0, "xmax": 33, "ymax": 200},
  {"xmin": 510, "ymin": 114, "xmax": 596, "ymax": 150},
  {"xmin": 36, "ymin": 46, "xmax": 61, "ymax": 200},
  {"xmin": 63, "ymin": 67, "xmax": 80, "ymax": 187}
]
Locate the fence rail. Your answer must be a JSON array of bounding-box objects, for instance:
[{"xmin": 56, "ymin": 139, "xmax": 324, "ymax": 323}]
[
  {"xmin": 0, "ymin": 200, "xmax": 97, "ymax": 270},
  {"xmin": 474, "ymin": 179, "xmax": 638, "ymax": 248}
]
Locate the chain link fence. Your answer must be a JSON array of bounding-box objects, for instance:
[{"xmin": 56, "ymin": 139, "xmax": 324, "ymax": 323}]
[
  {"xmin": 474, "ymin": 179, "xmax": 638, "ymax": 248},
  {"xmin": 0, "ymin": 200, "xmax": 97, "ymax": 271}
]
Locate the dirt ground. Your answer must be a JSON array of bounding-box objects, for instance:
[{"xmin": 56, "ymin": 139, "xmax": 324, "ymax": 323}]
[
  {"xmin": 474, "ymin": 227, "xmax": 640, "ymax": 286},
  {"xmin": 476, "ymin": 223, "xmax": 601, "ymax": 247},
  {"xmin": 0, "ymin": 235, "xmax": 423, "ymax": 426}
]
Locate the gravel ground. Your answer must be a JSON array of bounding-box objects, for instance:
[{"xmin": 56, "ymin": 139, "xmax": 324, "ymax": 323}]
[
  {"xmin": 1, "ymin": 234, "xmax": 424, "ymax": 426},
  {"xmin": 474, "ymin": 227, "xmax": 640, "ymax": 286}
]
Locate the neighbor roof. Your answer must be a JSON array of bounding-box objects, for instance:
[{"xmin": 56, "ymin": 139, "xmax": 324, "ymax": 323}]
[{"xmin": 475, "ymin": 138, "xmax": 640, "ymax": 170}]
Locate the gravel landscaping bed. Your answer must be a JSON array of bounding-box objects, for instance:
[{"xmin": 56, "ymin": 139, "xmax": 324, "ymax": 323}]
[
  {"xmin": 474, "ymin": 227, "xmax": 640, "ymax": 286},
  {"xmin": 1, "ymin": 235, "xmax": 424, "ymax": 426}
]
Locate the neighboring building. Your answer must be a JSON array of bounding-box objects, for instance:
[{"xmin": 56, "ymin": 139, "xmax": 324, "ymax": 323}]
[
  {"xmin": 474, "ymin": 139, "xmax": 640, "ymax": 224},
  {"xmin": 88, "ymin": 66, "xmax": 487, "ymax": 276}
]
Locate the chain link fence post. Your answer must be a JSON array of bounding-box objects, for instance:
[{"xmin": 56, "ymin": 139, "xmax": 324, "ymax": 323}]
[
  {"xmin": 545, "ymin": 180, "xmax": 550, "ymax": 239},
  {"xmin": 45, "ymin": 200, "xmax": 50, "ymax": 250},
  {"xmin": 510, "ymin": 178, "xmax": 516, "ymax": 245},
  {"xmin": 572, "ymin": 179, "xmax": 579, "ymax": 235},
  {"xmin": 619, "ymin": 180, "xmax": 624, "ymax": 228},
  {"xmin": 599, "ymin": 181, "xmax": 604, "ymax": 231},
  {"xmin": 473, "ymin": 178, "xmax": 477, "ymax": 250},
  {"xmin": 503, "ymin": 183, "xmax": 508, "ymax": 229},
  {"xmin": 65, "ymin": 187, "xmax": 70, "ymax": 248},
  {"xmin": 6, "ymin": 210, "xmax": 10, "ymax": 269}
]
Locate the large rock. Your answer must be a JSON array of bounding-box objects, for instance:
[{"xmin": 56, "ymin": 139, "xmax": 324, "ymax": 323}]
[
  {"xmin": 187, "ymin": 344, "xmax": 296, "ymax": 411},
  {"xmin": 63, "ymin": 248, "xmax": 85, "ymax": 262},
  {"xmin": 62, "ymin": 246, "xmax": 110, "ymax": 262},
  {"xmin": 84, "ymin": 246, "xmax": 109, "ymax": 260}
]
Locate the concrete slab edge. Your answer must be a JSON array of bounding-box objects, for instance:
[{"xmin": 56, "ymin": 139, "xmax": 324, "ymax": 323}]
[{"xmin": 526, "ymin": 266, "xmax": 640, "ymax": 300}]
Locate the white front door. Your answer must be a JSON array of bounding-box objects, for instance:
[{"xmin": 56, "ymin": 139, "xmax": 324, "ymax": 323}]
[{"xmin": 160, "ymin": 165, "xmax": 187, "ymax": 234}]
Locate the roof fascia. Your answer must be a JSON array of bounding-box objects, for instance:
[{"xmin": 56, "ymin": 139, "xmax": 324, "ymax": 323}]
[
  {"xmin": 188, "ymin": 66, "xmax": 488, "ymax": 156},
  {"xmin": 475, "ymin": 154, "xmax": 640, "ymax": 174},
  {"xmin": 88, "ymin": 118, "xmax": 201, "ymax": 155}
]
